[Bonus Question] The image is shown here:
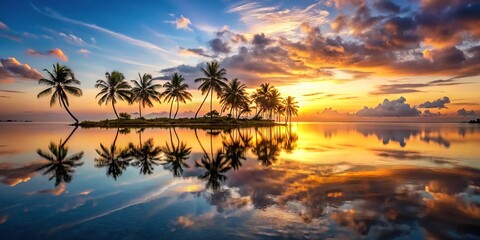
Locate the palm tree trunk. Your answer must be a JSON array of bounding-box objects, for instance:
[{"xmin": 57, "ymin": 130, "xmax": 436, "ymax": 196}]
[
  {"xmin": 61, "ymin": 126, "xmax": 78, "ymax": 148},
  {"xmin": 139, "ymin": 102, "xmax": 142, "ymax": 118},
  {"xmin": 174, "ymin": 99, "xmax": 179, "ymax": 119},
  {"xmin": 112, "ymin": 101, "xmax": 119, "ymax": 119},
  {"xmin": 60, "ymin": 97, "xmax": 79, "ymax": 123},
  {"xmin": 113, "ymin": 128, "xmax": 119, "ymax": 146},
  {"xmin": 210, "ymin": 88, "xmax": 213, "ymax": 119},
  {"xmin": 169, "ymin": 100, "xmax": 174, "ymax": 119},
  {"xmin": 195, "ymin": 90, "xmax": 210, "ymax": 118}
]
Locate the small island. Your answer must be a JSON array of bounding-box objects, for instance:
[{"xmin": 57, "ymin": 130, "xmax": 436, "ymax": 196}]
[
  {"xmin": 78, "ymin": 116, "xmax": 284, "ymax": 129},
  {"xmin": 469, "ymin": 119, "xmax": 480, "ymax": 124}
]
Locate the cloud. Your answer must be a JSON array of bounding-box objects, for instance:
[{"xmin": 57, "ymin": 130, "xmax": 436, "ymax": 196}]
[
  {"xmin": 419, "ymin": 96, "xmax": 450, "ymax": 109},
  {"xmin": 0, "ymin": 21, "xmax": 9, "ymax": 30},
  {"xmin": 370, "ymin": 79, "xmax": 468, "ymax": 95},
  {"xmin": 59, "ymin": 32, "xmax": 86, "ymax": 45},
  {"xmin": 373, "ymin": 0, "xmax": 401, "ymax": 13},
  {"xmin": 31, "ymin": 3, "xmax": 168, "ymax": 54},
  {"xmin": 227, "ymin": 1, "xmax": 329, "ymax": 37},
  {"xmin": 27, "ymin": 48, "xmax": 68, "ymax": 61},
  {"xmin": 357, "ymin": 96, "xmax": 421, "ymax": 117},
  {"xmin": 422, "ymin": 110, "xmax": 443, "ymax": 117},
  {"xmin": 457, "ymin": 108, "xmax": 477, "ymax": 116},
  {"xmin": 0, "ymin": 89, "xmax": 24, "ymax": 93},
  {"xmin": 0, "ymin": 57, "xmax": 43, "ymax": 83},
  {"xmin": 166, "ymin": 15, "xmax": 192, "ymax": 31},
  {"xmin": 77, "ymin": 49, "xmax": 91, "ymax": 55},
  {"xmin": 251, "ymin": 33, "xmax": 274, "ymax": 48},
  {"xmin": 178, "ymin": 47, "xmax": 212, "ymax": 58},
  {"xmin": 209, "ymin": 38, "xmax": 231, "ymax": 54}
]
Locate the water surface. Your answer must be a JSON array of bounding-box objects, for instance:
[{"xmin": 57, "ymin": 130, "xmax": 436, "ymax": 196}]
[{"xmin": 0, "ymin": 122, "xmax": 479, "ymax": 239}]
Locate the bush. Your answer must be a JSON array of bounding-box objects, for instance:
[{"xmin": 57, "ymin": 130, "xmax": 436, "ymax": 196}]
[
  {"xmin": 252, "ymin": 115, "xmax": 262, "ymax": 120},
  {"xmin": 204, "ymin": 110, "xmax": 220, "ymax": 118},
  {"xmin": 119, "ymin": 112, "xmax": 131, "ymax": 120}
]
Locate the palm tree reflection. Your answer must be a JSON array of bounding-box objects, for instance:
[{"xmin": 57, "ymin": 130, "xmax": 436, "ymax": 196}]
[
  {"xmin": 161, "ymin": 128, "xmax": 192, "ymax": 177},
  {"xmin": 128, "ymin": 131, "xmax": 162, "ymax": 175},
  {"xmin": 195, "ymin": 149, "xmax": 231, "ymax": 191},
  {"xmin": 195, "ymin": 129, "xmax": 231, "ymax": 191},
  {"xmin": 94, "ymin": 129, "xmax": 132, "ymax": 180},
  {"xmin": 36, "ymin": 126, "xmax": 84, "ymax": 186}
]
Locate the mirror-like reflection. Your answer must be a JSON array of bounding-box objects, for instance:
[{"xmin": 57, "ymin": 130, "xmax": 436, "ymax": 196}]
[{"xmin": 0, "ymin": 122, "xmax": 479, "ymax": 239}]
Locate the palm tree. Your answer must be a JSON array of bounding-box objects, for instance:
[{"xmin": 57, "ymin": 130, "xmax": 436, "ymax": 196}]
[
  {"xmin": 283, "ymin": 96, "xmax": 299, "ymax": 123},
  {"xmin": 267, "ymin": 88, "xmax": 282, "ymax": 120},
  {"xmin": 252, "ymin": 83, "xmax": 273, "ymax": 119},
  {"xmin": 95, "ymin": 71, "xmax": 131, "ymax": 119},
  {"xmin": 36, "ymin": 141, "xmax": 84, "ymax": 186},
  {"xmin": 220, "ymin": 78, "xmax": 250, "ymax": 119},
  {"xmin": 37, "ymin": 63, "xmax": 83, "ymax": 123},
  {"xmin": 131, "ymin": 73, "xmax": 162, "ymax": 118},
  {"xmin": 161, "ymin": 73, "xmax": 192, "ymax": 119},
  {"xmin": 194, "ymin": 61, "xmax": 228, "ymax": 118},
  {"xmin": 94, "ymin": 129, "xmax": 132, "ymax": 180}
]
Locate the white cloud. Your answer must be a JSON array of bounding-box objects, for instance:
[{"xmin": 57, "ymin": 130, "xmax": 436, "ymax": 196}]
[
  {"xmin": 227, "ymin": 1, "xmax": 329, "ymax": 37},
  {"xmin": 59, "ymin": 32, "xmax": 86, "ymax": 45}
]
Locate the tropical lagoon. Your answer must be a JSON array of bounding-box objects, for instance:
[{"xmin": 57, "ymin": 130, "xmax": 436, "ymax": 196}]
[{"xmin": 0, "ymin": 122, "xmax": 479, "ymax": 239}]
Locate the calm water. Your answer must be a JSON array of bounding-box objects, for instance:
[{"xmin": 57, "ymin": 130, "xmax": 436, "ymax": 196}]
[{"xmin": 0, "ymin": 122, "xmax": 479, "ymax": 239}]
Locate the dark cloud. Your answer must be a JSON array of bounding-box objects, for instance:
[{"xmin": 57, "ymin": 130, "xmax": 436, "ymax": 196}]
[
  {"xmin": 419, "ymin": 96, "xmax": 450, "ymax": 109},
  {"xmin": 421, "ymin": 110, "xmax": 443, "ymax": 117},
  {"xmin": 357, "ymin": 96, "xmax": 421, "ymax": 117},
  {"xmin": 0, "ymin": 57, "xmax": 43, "ymax": 82},
  {"xmin": 303, "ymin": 92, "xmax": 324, "ymax": 97},
  {"xmin": 0, "ymin": 89, "xmax": 24, "ymax": 93},
  {"xmin": 178, "ymin": 47, "xmax": 213, "ymax": 58},
  {"xmin": 374, "ymin": 0, "xmax": 401, "ymax": 13},
  {"xmin": 457, "ymin": 108, "xmax": 477, "ymax": 116},
  {"xmin": 370, "ymin": 78, "xmax": 468, "ymax": 95},
  {"xmin": 156, "ymin": 63, "xmax": 205, "ymax": 82},
  {"xmin": 251, "ymin": 33, "xmax": 274, "ymax": 48},
  {"xmin": 209, "ymin": 38, "xmax": 231, "ymax": 54}
]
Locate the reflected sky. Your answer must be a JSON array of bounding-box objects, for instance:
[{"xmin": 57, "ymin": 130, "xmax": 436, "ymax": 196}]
[{"xmin": 0, "ymin": 122, "xmax": 479, "ymax": 239}]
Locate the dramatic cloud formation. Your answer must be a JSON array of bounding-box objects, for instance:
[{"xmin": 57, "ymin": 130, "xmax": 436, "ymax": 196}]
[
  {"xmin": 27, "ymin": 48, "xmax": 69, "ymax": 61},
  {"xmin": 59, "ymin": 32, "xmax": 86, "ymax": 45},
  {"xmin": 0, "ymin": 57, "xmax": 43, "ymax": 82},
  {"xmin": 357, "ymin": 97, "xmax": 421, "ymax": 117},
  {"xmin": 419, "ymin": 96, "xmax": 450, "ymax": 109},
  {"xmin": 166, "ymin": 15, "xmax": 192, "ymax": 31},
  {"xmin": 457, "ymin": 108, "xmax": 477, "ymax": 116}
]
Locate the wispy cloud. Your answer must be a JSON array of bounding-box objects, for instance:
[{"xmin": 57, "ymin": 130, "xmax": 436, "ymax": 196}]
[
  {"xmin": 227, "ymin": 1, "xmax": 329, "ymax": 37},
  {"xmin": 30, "ymin": 2, "xmax": 168, "ymax": 54},
  {"xmin": 77, "ymin": 49, "xmax": 91, "ymax": 55},
  {"xmin": 0, "ymin": 21, "xmax": 8, "ymax": 30},
  {"xmin": 59, "ymin": 32, "xmax": 86, "ymax": 45}
]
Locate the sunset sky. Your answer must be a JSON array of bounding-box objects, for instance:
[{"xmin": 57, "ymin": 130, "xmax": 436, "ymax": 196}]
[{"xmin": 0, "ymin": 0, "xmax": 479, "ymax": 121}]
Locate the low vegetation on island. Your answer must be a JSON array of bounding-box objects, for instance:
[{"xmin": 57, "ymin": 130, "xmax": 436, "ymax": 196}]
[{"xmin": 37, "ymin": 61, "xmax": 299, "ymax": 127}]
